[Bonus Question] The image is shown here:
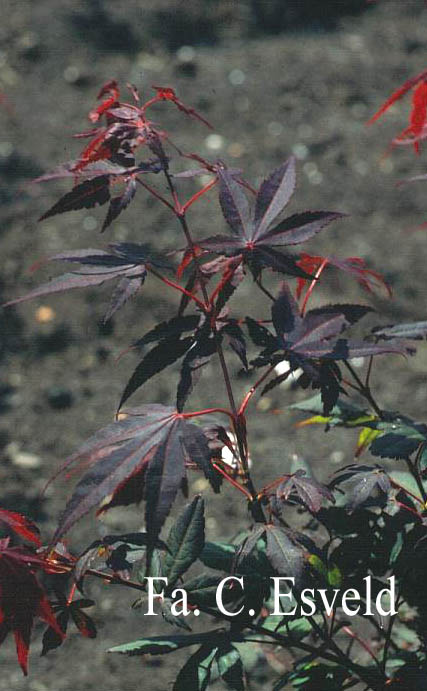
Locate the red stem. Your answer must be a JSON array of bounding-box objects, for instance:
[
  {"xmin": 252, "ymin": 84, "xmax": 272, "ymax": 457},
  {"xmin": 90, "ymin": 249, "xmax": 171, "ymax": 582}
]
[
  {"xmin": 182, "ymin": 179, "xmax": 217, "ymax": 213},
  {"xmin": 259, "ymin": 474, "xmax": 290, "ymax": 497},
  {"xmin": 209, "ymin": 258, "xmax": 243, "ymax": 307},
  {"xmin": 342, "ymin": 626, "xmax": 380, "ymax": 666},
  {"xmin": 148, "ymin": 267, "xmax": 207, "ymax": 311},
  {"xmin": 394, "ymin": 499, "xmax": 423, "ymax": 520},
  {"xmin": 182, "ymin": 407, "xmax": 234, "ymax": 421},
  {"xmin": 301, "ymin": 258, "xmax": 328, "ymax": 315},
  {"xmin": 238, "ymin": 363, "xmax": 279, "ymax": 416},
  {"xmin": 390, "ymin": 479, "xmax": 424, "ymax": 506},
  {"xmin": 212, "ymin": 463, "xmax": 252, "ymax": 500},
  {"xmin": 67, "ymin": 582, "xmax": 77, "ymax": 607}
]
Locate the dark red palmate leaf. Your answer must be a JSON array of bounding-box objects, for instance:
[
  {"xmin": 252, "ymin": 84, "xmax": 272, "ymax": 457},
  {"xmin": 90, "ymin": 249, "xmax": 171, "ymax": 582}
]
[
  {"xmin": 272, "ymin": 282, "xmax": 406, "ymax": 361},
  {"xmin": 368, "ymin": 70, "xmax": 427, "ymax": 154},
  {"xmin": 39, "ymin": 177, "xmax": 111, "ymax": 221},
  {"xmin": 103, "ymin": 276, "xmax": 144, "ymax": 323},
  {"xmin": 149, "ymin": 86, "xmax": 213, "ymax": 129},
  {"xmin": 296, "ymin": 253, "xmax": 392, "ymax": 299},
  {"xmin": 274, "ymin": 470, "xmax": 335, "ymax": 514},
  {"xmin": 264, "ymin": 525, "xmax": 306, "ymax": 588},
  {"xmin": 42, "ymin": 598, "xmax": 96, "ymax": 656},
  {"xmin": 372, "ymin": 320, "xmax": 427, "ymax": 341},
  {"xmin": 101, "ymin": 177, "xmax": 137, "ymax": 232},
  {"xmin": 2, "ymin": 244, "xmax": 171, "ymax": 320},
  {"xmin": 0, "ymin": 543, "xmax": 64, "ymax": 675},
  {"xmin": 368, "ymin": 69, "xmax": 427, "ymax": 125},
  {"xmin": 51, "ymin": 406, "xmax": 220, "ymax": 549},
  {"xmin": 0, "ymin": 509, "xmax": 41, "ymax": 547},
  {"xmin": 198, "ymin": 160, "xmax": 343, "ymax": 277},
  {"xmin": 89, "ymin": 79, "xmax": 120, "ymax": 123},
  {"xmin": 254, "ymin": 158, "xmax": 296, "ymax": 237},
  {"xmin": 330, "ymin": 464, "xmax": 391, "ymax": 512}
]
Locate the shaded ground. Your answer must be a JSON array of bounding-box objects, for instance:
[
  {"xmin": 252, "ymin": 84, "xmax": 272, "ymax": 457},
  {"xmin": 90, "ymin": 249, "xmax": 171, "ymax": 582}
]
[{"xmin": 1, "ymin": 1, "xmax": 427, "ymax": 689}]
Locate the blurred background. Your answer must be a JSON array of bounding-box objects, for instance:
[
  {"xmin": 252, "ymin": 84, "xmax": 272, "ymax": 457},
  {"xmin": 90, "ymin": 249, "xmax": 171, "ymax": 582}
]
[{"xmin": 1, "ymin": 1, "xmax": 427, "ymax": 688}]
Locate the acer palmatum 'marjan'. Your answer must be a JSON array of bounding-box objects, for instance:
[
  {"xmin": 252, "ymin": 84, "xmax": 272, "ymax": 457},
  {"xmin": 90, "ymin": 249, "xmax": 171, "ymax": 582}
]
[{"xmin": 3, "ymin": 76, "xmax": 427, "ymax": 691}]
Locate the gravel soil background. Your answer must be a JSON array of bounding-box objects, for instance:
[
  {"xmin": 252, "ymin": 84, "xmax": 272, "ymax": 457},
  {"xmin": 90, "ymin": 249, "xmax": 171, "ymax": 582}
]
[{"xmin": 1, "ymin": 1, "xmax": 427, "ymax": 689}]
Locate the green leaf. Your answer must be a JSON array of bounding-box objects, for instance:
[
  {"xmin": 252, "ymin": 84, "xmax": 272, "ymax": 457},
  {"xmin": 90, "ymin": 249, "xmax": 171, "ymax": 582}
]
[
  {"xmin": 184, "ymin": 573, "xmax": 236, "ymax": 609},
  {"xmin": 419, "ymin": 445, "xmax": 427, "ymax": 470},
  {"xmin": 370, "ymin": 428, "xmax": 425, "ymax": 460},
  {"xmin": 356, "ymin": 426, "xmax": 382, "ymax": 454},
  {"xmin": 173, "ymin": 645, "xmax": 218, "ymax": 691},
  {"xmin": 307, "ymin": 554, "xmax": 342, "ymax": 587},
  {"xmin": 163, "ymin": 496, "xmax": 205, "ymax": 587},
  {"xmin": 200, "ymin": 539, "xmax": 273, "ymax": 577},
  {"xmin": 261, "ymin": 615, "xmax": 312, "ymax": 642},
  {"xmin": 161, "ymin": 598, "xmax": 192, "ymax": 631},
  {"xmin": 327, "ymin": 564, "xmax": 342, "ymax": 587},
  {"xmin": 265, "ymin": 525, "xmax": 305, "ymax": 587},
  {"xmin": 389, "ymin": 471, "xmax": 424, "ymax": 501},
  {"xmin": 216, "ymin": 643, "xmax": 245, "ymax": 691},
  {"xmin": 291, "ymin": 394, "xmax": 375, "ymax": 428},
  {"xmin": 274, "ymin": 661, "xmax": 350, "ymax": 690},
  {"xmin": 200, "ymin": 542, "xmax": 235, "ymax": 572},
  {"xmin": 108, "ymin": 630, "xmax": 223, "ymax": 656},
  {"xmin": 137, "ymin": 547, "xmax": 163, "ymax": 585}
]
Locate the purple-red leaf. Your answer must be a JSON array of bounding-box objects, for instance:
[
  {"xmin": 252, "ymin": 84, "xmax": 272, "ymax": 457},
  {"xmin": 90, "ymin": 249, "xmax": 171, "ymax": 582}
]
[
  {"xmin": 0, "ymin": 543, "xmax": 63, "ymax": 675},
  {"xmin": 258, "ymin": 211, "xmax": 345, "ymax": 247},
  {"xmin": 176, "ymin": 333, "xmax": 217, "ymax": 412},
  {"xmin": 198, "ymin": 161, "xmax": 343, "ymax": 281},
  {"xmin": 39, "ymin": 177, "xmax": 111, "ymax": 221},
  {"xmin": 372, "ymin": 321, "xmax": 427, "ymax": 341},
  {"xmin": 265, "ymin": 525, "xmax": 305, "ymax": 587},
  {"xmin": 330, "ymin": 464, "xmax": 391, "ymax": 512},
  {"xmin": 3, "ymin": 265, "xmax": 145, "ymax": 308},
  {"xmin": 33, "ymin": 160, "xmax": 132, "ymax": 183},
  {"xmin": 2, "ymin": 244, "xmax": 162, "ymax": 316},
  {"xmin": 103, "ymin": 276, "xmax": 144, "ymax": 323},
  {"xmin": 118, "ymin": 336, "xmax": 194, "ymax": 410},
  {"xmin": 50, "ymin": 406, "xmax": 219, "ymax": 547},
  {"xmin": 217, "ymin": 168, "xmax": 252, "ymax": 239},
  {"xmin": 275, "ymin": 470, "xmax": 335, "ymax": 514},
  {"xmin": 101, "ymin": 178, "xmax": 137, "ymax": 232},
  {"xmin": 254, "ymin": 157, "xmax": 296, "ymax": 238},
  {"xmin": 271, "ymin": 282, "xmax": 302, "ymax": 339},
  {"xmin": 0, "ymin": 509, "xmax": 41, "ymax": 547}
]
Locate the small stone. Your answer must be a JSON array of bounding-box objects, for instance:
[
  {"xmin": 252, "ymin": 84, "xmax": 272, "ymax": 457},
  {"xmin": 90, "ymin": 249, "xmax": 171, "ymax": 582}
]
[
  {"xmin": 228, "ymin": 69, "xmax": 246, "ymax": 86},
  {"xmin": 205, "ymin": 134, "xmax": 225, "ymax": 151},
  {"xmin": 292, "ymin": 143, "xmax": 309, "ymax": 160},
  {"xmin": 349, "ymin": 357, "xmax": 365, "ymax": 369},
  {"xmin": 192, "ymin": 478, "xmax": 209, "ymax": 492},
  {"xmin": 9, "ymin": 447, "xmax": 42, "ymax": 469},
  {"xmin": 257, "ymin": 397, "xmax": 271, "ymax": 412},
  {"xmin": 330, "ymin": 450, "xmax": 345, "ymax": 465},
  {"xmin": 63, "ymin": 65, "xmax": 81, "ymax": 84},
  {"xmin": 83, "ymin": 215, "xmax": 97, "ymax": 231},
  {"xmin": 206, "ymin": 517, "xmax": 218, "ymax": 532},
  {"xmin": 35, "ymin": 305, "xmax": 55, "ymax": 323}
]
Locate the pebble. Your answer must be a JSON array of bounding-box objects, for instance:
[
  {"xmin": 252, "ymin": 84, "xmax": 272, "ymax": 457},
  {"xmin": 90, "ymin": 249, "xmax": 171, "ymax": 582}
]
[
  {"xmin": 7, "ymin": 443, "xmax": 42, "ymax": 469},
  {"xmin": 205, "ymin": 134, "xmax": 225, "ymax": 151},
  {"xmin": 192, "ymin": 478, "xmax": 209, "ymax": 492}
]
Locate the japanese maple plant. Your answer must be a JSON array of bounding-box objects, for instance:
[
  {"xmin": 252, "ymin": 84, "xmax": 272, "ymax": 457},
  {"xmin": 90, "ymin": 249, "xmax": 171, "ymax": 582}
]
[{"xmin": 3, "ymin": 77, "xmax": 427, "ymax": 690}]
